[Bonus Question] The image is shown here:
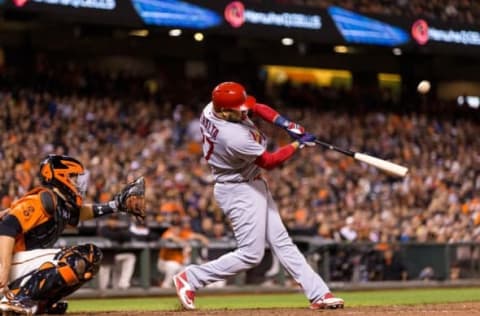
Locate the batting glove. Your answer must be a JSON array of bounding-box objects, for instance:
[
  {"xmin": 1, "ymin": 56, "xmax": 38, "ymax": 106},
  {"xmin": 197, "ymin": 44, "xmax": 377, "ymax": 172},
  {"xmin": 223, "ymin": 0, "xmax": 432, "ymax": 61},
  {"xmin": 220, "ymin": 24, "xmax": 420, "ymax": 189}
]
[
  {"xmin": 274, "ymin": 116, "xmax": 305, "ymax": 137},
  {"xmin": 297, "ymin": 132, "xmax": 316, "ymax": 148}
]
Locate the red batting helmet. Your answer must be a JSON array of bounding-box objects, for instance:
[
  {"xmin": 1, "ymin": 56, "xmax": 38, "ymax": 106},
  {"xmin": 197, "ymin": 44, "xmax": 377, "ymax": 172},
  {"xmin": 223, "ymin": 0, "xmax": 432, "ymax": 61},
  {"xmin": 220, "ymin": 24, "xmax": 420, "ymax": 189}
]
[{"xmin": 212, "ymin": 82, "xmax": 256, "ymax": 112}]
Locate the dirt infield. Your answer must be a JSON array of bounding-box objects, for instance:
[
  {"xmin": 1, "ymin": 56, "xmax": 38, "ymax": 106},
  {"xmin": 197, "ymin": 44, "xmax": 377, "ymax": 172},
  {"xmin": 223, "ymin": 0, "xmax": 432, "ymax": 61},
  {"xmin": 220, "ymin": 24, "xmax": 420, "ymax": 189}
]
[{"xmin": 67, "ymin": 302, "xmax": 480, "ymax": 316}]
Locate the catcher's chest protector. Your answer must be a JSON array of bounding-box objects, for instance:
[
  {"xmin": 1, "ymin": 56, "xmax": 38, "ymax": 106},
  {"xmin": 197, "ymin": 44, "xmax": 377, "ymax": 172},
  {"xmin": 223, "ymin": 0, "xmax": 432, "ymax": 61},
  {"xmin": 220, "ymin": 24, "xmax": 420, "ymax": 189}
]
[{"xmin": 8, "ymin": 187, "xmax": 80, "ymax": 252}]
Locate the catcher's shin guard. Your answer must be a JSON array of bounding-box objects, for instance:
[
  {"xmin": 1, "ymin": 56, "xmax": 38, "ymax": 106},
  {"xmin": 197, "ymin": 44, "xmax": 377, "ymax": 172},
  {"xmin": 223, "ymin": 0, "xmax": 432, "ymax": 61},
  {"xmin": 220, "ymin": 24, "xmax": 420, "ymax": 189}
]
[{"xmin": 7, "ymin": 244, "xmax": 102, "ymax": 313}]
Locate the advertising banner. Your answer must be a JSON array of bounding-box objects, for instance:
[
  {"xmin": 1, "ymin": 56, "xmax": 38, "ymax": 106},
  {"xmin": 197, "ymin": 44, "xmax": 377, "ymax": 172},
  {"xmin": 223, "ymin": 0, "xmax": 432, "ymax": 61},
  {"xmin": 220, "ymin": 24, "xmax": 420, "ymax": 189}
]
[
  {"xmin": 4, "ymin": 0, "xmax": 143, "ymax": 26},
  {"xmin": 4, "ymin": 0, "xmax": 480, "ymax": 53}
]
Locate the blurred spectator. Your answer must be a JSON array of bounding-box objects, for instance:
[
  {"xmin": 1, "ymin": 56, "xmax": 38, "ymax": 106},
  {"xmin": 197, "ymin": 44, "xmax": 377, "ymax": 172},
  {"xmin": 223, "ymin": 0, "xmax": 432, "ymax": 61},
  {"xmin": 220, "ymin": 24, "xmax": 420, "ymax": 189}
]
[
  {"xmin": 329, "ymin": 247, "xmax": 354, "ymax": 281},
  {"xmin": 97, "ymin": 215, "xmax": 137, "ymax": 290},
  {"xmin": 129, "ymin": 221, "xmax": 158, "ymax": 242},
  {"xmin": 277, "ymin": 0, "xmax": 480, "ymax": 26},
  {"xmin": 172, "ymin": 104, "xmax": 186, "ymax": 147},
  {"xmin": 450, "ymin": 262, "xmax": 462, "ymax": 280},
  {"xmin": 211, "ymin": 221, "xmax": 230, "ymax": 241},
  {"xmin": 340, "ymin": 216, "xmax": 357, "ymax": 241},
  {"xmin": 156, "ymin": 189, "xmax": 185, "ymax": 224},
  {"xmin": 373, "ymin": 246, "xmax": 408, "ymax": 281},
  {"xmin": 157, "ymin": 216, "xmax": 209, "ymax": 288}
]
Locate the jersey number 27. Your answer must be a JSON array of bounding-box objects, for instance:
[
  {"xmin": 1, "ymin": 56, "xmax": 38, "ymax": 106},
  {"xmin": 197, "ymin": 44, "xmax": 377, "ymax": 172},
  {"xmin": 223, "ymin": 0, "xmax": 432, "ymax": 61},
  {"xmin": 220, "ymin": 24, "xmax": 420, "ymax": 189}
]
[{"xmin": 202, "ymin": 135, "xmax": 214, "ymax": 161}]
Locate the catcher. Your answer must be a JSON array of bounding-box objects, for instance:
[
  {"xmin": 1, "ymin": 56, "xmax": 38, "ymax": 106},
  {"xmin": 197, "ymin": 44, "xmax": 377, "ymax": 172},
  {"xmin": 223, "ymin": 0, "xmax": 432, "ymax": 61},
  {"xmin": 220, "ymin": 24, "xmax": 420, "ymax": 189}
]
[{"xmin": 0, "ymin": 154, "xmax": 145, "ymax": 316}]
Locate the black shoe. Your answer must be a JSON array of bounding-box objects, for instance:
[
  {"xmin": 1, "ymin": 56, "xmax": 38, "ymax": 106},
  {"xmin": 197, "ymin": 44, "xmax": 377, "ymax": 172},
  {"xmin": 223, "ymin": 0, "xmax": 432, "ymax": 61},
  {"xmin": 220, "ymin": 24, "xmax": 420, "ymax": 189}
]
[{"xmin": 45, "ymin": 301, "xmax": 68, "ymax": 315}]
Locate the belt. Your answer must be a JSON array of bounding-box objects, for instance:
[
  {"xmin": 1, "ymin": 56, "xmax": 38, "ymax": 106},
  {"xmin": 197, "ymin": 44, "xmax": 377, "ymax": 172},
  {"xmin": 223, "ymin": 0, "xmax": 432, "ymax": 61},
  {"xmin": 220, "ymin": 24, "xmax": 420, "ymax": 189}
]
[{"xmin": 215, "ymin": 174, "xmax": 262, "ymax": 184}]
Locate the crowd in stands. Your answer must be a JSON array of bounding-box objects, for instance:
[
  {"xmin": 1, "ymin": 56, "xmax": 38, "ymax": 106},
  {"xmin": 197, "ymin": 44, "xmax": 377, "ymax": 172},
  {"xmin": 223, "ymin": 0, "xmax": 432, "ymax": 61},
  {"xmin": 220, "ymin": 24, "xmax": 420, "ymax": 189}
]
[
  {"xmin": 1, "ymin": 64, "xmax": 479, "ymax": 283},
  {"xmin": 273, "ymin": 0, "xmax": 480, "ymax": 25}
]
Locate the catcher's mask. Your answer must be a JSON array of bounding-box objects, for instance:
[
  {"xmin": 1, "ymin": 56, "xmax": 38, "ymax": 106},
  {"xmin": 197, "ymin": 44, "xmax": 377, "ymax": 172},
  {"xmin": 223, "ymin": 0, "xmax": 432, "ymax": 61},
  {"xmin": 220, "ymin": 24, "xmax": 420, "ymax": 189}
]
[{"xmin": 39, "ymin": 154, "xmax": 88, "ymax": 208}]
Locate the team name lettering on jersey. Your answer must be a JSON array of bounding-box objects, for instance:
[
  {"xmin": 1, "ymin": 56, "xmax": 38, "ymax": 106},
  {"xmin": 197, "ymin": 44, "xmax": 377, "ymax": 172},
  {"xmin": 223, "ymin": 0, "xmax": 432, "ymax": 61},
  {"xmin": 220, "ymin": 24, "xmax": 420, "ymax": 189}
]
[
  {"xmin": 200, "ymin": 113, "xmax": 219, "ymax": 139},
  {"xmin": 250, "ymin": 130, "xmax": 264, "ymax": 144}
]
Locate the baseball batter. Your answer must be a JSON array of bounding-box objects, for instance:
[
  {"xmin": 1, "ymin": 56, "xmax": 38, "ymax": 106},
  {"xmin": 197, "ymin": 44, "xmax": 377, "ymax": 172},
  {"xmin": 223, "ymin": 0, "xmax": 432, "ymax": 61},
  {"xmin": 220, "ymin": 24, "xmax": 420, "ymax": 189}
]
[
  {"xmin": 0, "ymin": 155, "xmax": 145, "ymax": 315},
  {"xmin": 173, "ymin": 82, "xmax": 344, "ymax": 310}
]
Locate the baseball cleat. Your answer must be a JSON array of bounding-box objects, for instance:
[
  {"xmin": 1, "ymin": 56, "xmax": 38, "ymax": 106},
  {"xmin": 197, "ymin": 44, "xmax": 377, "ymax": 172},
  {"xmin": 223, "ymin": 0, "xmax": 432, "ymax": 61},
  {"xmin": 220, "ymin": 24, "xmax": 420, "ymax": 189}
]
[
  {"xmin": 0, "ymin": 299, "xmax": 37, "ymax": 316},
  {"xmin": 310, "ymin": 292, "xmax": 344, "ymax": 310},
  {"xmin": 173, "ymin": 271, "xmax": 196, "ymax": 310}
]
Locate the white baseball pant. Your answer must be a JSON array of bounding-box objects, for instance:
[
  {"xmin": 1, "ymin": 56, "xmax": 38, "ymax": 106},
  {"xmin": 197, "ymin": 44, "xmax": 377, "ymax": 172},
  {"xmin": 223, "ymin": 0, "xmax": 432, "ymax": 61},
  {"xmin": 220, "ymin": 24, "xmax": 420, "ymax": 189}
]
[{"xmin": 184, "ymin": 179, "xmax": 330, "ymax": 302}]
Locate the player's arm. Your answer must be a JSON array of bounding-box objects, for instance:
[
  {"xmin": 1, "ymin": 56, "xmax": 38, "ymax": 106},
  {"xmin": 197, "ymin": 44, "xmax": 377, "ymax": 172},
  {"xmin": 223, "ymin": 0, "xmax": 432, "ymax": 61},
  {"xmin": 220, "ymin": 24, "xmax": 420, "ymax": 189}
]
[
  {"xmin": 0, "ymin": 193, "xmax": 51, "ymax": 236},
  {"xmin": 255, "ymin": 133, "xmax": 317, "ymax": 170},
  {"xmin": 0, "ymin": 235, "xmax": 15, "ymax": 289},
  {"xmin": 250, "ymin": 103, "xmax": 305, "ymax": 137},
  {"xmin": 189, "ymin": 232, "xmax": 209, "ymax": 246},
  {"xmin": 80, "ymin": 177, "xmax": 146, "ymax": 222},
  {"xmin": 230, "ymin": 127, "xmax": 315, "ymax": 170},
  {"xmin": 255, "ymin": 143, "xmax": 298, "ymax": 170},
  {"xmin": 0, "ymin": 205, "xmax": 31, "ymax": 289},
  {"xmin": 162, "ymin": 230, "xmax": 188, "ymax": 247},
  {"xmin": 164, "ymin": 235, "xmax": 186, "ymax": 245},
  {"xmin": 79, "ymin": 203, "xmax": 116, "ymax": 221}
]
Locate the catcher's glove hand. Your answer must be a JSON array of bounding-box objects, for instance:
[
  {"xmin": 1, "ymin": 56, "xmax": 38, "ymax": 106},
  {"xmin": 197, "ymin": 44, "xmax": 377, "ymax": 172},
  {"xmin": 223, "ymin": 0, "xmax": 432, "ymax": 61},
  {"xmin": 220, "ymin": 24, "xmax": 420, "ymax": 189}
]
[{"xmin": 115, "ymin": 177, "xmax": 146, "ymax": 223}]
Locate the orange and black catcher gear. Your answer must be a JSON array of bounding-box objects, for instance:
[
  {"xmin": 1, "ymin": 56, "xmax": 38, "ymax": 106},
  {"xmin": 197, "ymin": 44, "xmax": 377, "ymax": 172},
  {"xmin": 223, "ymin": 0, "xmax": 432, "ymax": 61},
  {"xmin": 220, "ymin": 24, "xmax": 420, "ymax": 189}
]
[
  {"xmin": 39, "ymin": 155, "xmax": 85, "ymax": 209},
  {"xmin": 212, "ymin": 82, "xmax": 256, "ymax": 112},
  {"xmin": 6, "ymin": 244, "xmax": 102, "ymax": 314}
]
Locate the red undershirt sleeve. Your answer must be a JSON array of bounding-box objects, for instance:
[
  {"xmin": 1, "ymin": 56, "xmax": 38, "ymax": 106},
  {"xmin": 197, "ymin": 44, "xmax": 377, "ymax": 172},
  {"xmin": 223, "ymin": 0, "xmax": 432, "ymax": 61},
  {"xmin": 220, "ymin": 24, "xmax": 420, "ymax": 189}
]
[
  {"xmin": 251, "ymin": 103, "xmax": 280, "ymax": 123},
  {"xmin": 255, "ymin": 143, "xmax": 298, "ymax": 170}
]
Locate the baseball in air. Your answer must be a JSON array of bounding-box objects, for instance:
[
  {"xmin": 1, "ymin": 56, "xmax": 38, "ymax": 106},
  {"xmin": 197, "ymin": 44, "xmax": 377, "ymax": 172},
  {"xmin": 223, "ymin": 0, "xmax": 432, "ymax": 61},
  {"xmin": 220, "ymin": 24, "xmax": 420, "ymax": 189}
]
[{"xmin": 417, "ymin": 80, "xmax": 431, "ymax": 94}]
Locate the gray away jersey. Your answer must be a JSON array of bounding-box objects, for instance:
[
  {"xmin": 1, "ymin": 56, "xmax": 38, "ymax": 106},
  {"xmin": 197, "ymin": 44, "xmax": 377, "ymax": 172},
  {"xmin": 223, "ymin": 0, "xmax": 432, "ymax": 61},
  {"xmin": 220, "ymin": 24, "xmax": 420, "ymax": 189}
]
[{"xmin": 200, "ymin": 102, "xmax": 266, "ymax": 182}]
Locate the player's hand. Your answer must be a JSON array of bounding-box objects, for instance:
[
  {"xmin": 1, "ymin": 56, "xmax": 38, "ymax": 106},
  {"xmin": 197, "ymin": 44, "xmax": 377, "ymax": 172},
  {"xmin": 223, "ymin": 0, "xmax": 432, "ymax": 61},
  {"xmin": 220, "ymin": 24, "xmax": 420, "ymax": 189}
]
[
  {"xmin": 284, "ymin": 121, "xmax": 305, "ymax": 137},
  {"xmin": 274, "ymin": 116, "xmax": 305, "ymax": 137},
  {"xmin": 297, "ymin": 132, "xmax": 316, "ymax": 148},
  {"xmin": 115, "ymin": 177, "xmax": 146, "ymax": 223}
]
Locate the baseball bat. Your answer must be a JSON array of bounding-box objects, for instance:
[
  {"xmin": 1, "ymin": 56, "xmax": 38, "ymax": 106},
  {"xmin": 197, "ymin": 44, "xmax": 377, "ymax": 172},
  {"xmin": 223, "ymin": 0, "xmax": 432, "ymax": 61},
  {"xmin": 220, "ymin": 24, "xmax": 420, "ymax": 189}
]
[{"xmin": 314, "ymin": 139, "xmax": 408, "ymax": 177}]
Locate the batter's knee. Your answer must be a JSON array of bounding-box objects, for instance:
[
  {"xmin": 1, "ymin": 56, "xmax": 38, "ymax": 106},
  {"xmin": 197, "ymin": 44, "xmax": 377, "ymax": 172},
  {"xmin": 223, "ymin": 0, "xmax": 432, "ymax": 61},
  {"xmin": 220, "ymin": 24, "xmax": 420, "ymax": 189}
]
[{"xmin": 239, "ymin": 248, "xmax": 265, "ymax": 267}]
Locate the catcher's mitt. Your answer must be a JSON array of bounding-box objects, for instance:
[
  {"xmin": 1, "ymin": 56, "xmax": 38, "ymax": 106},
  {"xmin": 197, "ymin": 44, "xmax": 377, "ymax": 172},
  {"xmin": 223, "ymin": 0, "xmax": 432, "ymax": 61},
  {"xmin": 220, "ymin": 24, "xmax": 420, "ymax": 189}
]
[{"xmin": 115, "ymin": 177, "xmax": 146, "ymax": 223}]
